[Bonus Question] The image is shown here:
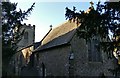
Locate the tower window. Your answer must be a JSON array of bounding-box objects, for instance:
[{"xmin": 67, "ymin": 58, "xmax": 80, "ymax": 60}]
[{"xmin": 24, "ymin": 32, "xmax": 28, "ymax": 39}]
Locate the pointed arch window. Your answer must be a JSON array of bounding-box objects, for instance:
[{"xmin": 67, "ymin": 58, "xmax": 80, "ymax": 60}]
[
  {"xmin": 88, "ymin": 38, "xmax": 102, "ymax": 62},
  {"xmin": 41, "ymin": 63, "xmax": 46, "ymax": 77}
]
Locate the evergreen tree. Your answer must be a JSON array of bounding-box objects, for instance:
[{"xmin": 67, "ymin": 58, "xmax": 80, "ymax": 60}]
[
  {"xmin": 65, "ymin": 1, "xmax": 120, "ymax": 76},
  {"xmin": 65, "ymin": 1, "xmax": 120, "ymax": 60},
  {"xmin": 2, "ymin": 2, "xmax": 35, "ymax": 76}
]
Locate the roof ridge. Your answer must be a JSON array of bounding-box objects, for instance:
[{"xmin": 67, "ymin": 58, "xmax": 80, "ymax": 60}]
[{"xmin": 53, "ymin": 20, "xmax": 69, "ymax": 29}]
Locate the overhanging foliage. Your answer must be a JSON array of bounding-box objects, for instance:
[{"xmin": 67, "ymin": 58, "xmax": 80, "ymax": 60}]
[{"xmin": 65, "ymin": 1, "xmax": 120, "ymax": 59}]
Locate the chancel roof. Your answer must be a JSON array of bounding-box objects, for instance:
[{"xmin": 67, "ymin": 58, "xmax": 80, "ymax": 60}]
[{"xmin": 34, "ymin": 20, "xmax": 80, "ymax": 51}]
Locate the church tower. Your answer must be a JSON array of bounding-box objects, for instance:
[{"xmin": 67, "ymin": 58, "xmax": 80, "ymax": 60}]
[{"xmin": 17, "ymin": 23, "xmax": 35, "ymax": 51}]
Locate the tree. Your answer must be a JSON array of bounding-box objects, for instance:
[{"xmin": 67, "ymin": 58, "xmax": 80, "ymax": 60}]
[
  {"xmin": 2, "ymin": 2, "xmax": 35, "ymax": 76},
  {"xmin": 65, "ymin": 1, "xmax": 120, "ymax": 76}
]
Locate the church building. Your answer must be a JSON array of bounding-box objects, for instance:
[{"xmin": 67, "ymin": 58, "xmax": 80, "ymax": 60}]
[{"xmin": 32, "ymin": 20, "xmax": 117, "ymax": 77}]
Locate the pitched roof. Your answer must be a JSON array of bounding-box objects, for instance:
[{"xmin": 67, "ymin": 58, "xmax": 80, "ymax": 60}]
[
  {"xmin": 34, "ymin": 20, "xmax": 79, "ymax": 52},
  {"xmin": 17, "ymin": 42, "xmax": 41, "ymax": 52}
]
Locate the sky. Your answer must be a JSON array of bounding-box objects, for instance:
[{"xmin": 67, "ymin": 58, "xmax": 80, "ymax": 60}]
[{"xmin": 10, "ymin": 0, "xmax": 100, "ymax": 42}]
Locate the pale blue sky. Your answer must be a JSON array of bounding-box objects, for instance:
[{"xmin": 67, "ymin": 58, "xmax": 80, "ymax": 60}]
[{"xmin": 10, "ymin": 1, "xmax": 99, "ymax": 42}]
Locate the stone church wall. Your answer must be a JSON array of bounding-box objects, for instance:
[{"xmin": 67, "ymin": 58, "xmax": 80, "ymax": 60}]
[
  {"xmin": 70, "ymin": 34, "xmax": 115, "ymax": 76},
  {"xmin": 36, "ymin": 45, "xmax": 71, "ymax": 76}
]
